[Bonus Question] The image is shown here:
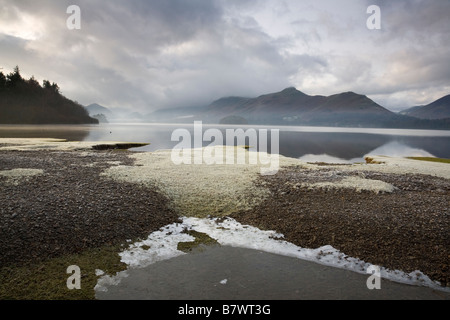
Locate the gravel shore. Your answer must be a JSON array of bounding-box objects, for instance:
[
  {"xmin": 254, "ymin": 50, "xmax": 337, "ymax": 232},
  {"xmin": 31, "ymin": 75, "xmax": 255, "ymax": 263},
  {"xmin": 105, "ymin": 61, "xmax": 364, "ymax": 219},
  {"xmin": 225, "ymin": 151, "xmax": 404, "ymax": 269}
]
[
  {"xmin": 0, "ymin": 150, "xmax": 179, "ymax": 267},
  {"xmin": 231, "ymin": 166, "xmax": 450, "ymax": 288},
  {"xmin": 1, "ymin": 147, "xmax": 449, "ymax": 291}
]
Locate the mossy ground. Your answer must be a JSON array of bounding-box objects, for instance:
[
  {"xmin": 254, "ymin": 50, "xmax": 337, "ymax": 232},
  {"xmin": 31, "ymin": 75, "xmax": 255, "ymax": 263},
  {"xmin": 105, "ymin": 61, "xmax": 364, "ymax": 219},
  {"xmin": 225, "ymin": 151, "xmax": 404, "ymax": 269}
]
[
  {"xmin": 177, "ymin": 230, "xmax": 219, "ymax": 253},
  {"xmin": 407, "ymin": 157, "xmax": 450, "ymax": 164},
  {"xmin": 0, "ymin": 242, "xmax": 127, "ymax": 300},
  {"xmin": 0, "ymin": 230, "xmax": 220, "ymax": 300}
]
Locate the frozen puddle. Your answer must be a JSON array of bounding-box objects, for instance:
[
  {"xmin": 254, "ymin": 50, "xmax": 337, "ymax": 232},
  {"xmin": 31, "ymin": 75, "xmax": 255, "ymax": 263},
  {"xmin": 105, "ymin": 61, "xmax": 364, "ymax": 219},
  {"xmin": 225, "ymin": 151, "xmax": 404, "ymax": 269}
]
[{"xmin": 95, "ymin": 217, "xmax": 450, "ymax": 299}]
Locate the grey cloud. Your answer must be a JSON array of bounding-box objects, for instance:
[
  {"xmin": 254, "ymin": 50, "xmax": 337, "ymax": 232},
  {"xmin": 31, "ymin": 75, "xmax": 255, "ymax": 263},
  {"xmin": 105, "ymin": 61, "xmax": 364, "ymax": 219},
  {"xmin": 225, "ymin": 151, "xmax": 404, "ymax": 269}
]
[
  {"xmin": 366, "ymin": 0, "xmax": 450, "ymax": 42},
  {"xmin": 81, "ymin": 0, "xmax": 222, "ymax": 50},
  {"xmin": 0, "ymin": 0, "xmax": 448, "ymax": 112}
]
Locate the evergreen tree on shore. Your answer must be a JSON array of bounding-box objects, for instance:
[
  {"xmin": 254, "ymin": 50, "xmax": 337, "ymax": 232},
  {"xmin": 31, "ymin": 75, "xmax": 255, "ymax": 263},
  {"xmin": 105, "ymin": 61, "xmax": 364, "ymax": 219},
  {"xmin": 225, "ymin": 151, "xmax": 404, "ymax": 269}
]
[{"xmin": 0, "ymin": 66, "xmax": 98, "ymax": 124}]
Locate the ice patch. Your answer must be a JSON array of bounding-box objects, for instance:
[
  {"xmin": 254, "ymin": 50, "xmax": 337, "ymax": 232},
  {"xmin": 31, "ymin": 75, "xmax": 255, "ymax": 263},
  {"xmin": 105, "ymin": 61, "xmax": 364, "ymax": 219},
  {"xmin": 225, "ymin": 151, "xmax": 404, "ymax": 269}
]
[
  {"xmin": 119, "ymin": 221, "xmax": 194, "ymax": 268},
  {"xmin": 95, "ymin": 269, "xmax": 105, "ymax": 276},
  {"xmin": 95, "ymin": 216, "xmax": 449, "ymax": 293},
  {"xmin": 94, "ymin": 222, "xmax": 193, "ymax": 293},
  {"xmin": 95, "ymin": 272, "xmax": 129, "ymax": 292}
]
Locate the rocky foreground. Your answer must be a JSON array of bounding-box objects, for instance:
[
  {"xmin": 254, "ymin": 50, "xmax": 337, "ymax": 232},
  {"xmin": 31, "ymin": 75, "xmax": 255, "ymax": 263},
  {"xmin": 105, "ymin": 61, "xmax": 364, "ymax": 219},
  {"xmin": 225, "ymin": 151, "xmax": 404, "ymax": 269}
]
[
  {"xmin": 0, "ymin": 142, "xmax": 449, "ymax": 290},
  {"xmin": 231, "ymin": 167, "xmax": 450, "ymax": 287},
  {"xmin": 0, "ymin": 150, "xmax": 179, "ymax": 267}
]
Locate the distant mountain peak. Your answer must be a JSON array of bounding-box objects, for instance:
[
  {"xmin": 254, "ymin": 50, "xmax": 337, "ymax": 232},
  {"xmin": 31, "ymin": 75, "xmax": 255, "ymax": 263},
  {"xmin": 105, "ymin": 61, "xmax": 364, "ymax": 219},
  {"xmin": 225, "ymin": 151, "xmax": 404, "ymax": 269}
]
[
  {"xmin": 281, "ymin": 87, "xmax": 298, "ymax": 92},
  {"xmin": 433, "ymin": 94, "xmax": 450, "ymax": 104},
  {"xmin": 85, "ymin": 103, "xmax": 113, "ymax": 116},
  {"xmin": 341, "ymin": 91, "xmax": 359, "ymax": 95},
  {"xmin": 149, "ymin": 88, "xmax": 450, "ymax": 129},
  {"xmin": 280, "ymin": 87, "xmax": 307, "ymax": 95},
  {"xmin": 400, "ymin": 94, "xmax": 450, "ymax": 120}
]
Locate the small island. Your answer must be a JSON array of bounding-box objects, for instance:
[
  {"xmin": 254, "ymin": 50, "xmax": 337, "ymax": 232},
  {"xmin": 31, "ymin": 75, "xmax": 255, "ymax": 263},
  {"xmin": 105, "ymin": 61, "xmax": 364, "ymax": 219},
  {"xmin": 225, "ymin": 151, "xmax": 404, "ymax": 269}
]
[{"xmin": 0, "ymin": 66, "xmax": 98, "ymax": 124}]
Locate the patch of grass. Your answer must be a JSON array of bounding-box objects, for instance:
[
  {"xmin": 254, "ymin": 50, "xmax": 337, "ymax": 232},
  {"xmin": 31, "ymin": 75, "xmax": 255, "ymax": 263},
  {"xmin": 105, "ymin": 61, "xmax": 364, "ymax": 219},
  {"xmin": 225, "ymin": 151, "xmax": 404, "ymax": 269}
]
[
  {"xmin": 0, "ymin": 243, "xmax": 127, "ymax": 300},
  {"xmin": 177, "ymin": 230, "xmax": 219, "ymax": 253},
  {"xmin": 407, "ymin": 157, "xmax": 450, "ymax": 164}
]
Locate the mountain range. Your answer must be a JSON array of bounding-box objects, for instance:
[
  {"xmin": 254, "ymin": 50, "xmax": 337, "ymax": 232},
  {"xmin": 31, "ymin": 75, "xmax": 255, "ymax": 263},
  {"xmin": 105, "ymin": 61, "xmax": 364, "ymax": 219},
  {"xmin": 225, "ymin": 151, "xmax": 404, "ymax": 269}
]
[
  {"xmin": 85, "ymin": 103, "xmax": 146, "ymax": 123},
  {"xmin": 144, "ymin": 87, "xmax": 450, "ymax": 129},
  {"xmin": 399, "ymin": 94, "xmax": 450, "ymax": 120},
  {"xmin": 2, "ymin": 66, "xmax": 447, "ymax": 128}
]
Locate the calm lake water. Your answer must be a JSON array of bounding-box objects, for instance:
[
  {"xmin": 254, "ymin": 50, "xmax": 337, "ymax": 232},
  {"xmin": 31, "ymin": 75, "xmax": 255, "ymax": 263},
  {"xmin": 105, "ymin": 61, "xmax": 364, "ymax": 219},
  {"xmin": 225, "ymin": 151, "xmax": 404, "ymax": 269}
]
[{"xmin": 1, "ymin": 123, "xmax": 449, "ymax": 162}]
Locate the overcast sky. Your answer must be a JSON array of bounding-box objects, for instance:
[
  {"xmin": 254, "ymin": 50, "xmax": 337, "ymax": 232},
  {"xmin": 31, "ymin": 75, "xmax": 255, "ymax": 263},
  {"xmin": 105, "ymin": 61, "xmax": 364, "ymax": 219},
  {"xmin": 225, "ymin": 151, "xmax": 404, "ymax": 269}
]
[{"xmin": 1, "ymin": 0, "xmax": 449, "ymax": 113}]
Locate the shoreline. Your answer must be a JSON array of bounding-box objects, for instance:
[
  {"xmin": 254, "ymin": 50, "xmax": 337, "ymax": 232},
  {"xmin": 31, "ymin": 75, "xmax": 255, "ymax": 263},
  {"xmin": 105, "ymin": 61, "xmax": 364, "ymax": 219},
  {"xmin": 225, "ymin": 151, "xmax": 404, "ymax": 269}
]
[
  {"xmin": 0, "ymin": 139, "xmax": 449, "ymax": 298},
  {"xmin": 231, "ymin": 168, "xmax": 450, "ymax": 288},
  {"xmin": 0, "ymin": 148, "xmax": 179, "ymax": 268}
]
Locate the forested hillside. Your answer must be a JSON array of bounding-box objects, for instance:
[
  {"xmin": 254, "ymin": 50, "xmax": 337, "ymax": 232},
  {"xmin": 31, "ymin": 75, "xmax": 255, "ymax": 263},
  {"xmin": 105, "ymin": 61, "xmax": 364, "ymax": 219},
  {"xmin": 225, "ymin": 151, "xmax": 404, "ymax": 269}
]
[{"xmin": 0, "ymin": 66, "xmax": 98, "ymax": 124}]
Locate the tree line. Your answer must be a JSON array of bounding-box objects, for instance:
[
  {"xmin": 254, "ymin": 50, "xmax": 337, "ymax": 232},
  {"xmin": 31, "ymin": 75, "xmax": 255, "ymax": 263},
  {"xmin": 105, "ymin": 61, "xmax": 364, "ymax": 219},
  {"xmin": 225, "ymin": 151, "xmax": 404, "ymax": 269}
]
[{"xmin": 0, "ymin": 66, "xmax": 98, "ymax": 124}]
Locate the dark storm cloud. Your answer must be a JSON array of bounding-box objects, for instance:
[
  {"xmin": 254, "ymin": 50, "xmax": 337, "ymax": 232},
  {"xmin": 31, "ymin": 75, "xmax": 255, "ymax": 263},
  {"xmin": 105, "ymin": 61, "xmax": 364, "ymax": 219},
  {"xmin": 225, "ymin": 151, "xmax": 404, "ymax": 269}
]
[
  {"xmin": 369, "ymin": 0, "xmax": 450, "ymax": 34},
  {"xmin": 80, "ymin": 0, "xmax": 223, "ymax": 53},
  {"xmin": 355, "ymin": 0, "xmax": 450, "ymax": 109},
  {"xmin": 0, "ymin": 0, "xmax": 230, "ymax": 110},
  {"xmin": 0, "ymin": 0, "xmax": 449, "ymax": 112}
]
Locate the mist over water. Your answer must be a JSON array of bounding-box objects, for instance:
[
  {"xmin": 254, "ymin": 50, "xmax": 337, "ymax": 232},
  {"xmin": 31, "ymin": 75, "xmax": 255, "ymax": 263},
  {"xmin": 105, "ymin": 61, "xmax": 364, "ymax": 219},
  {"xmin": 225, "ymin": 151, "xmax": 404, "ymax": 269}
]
[
  {"xmin": 299, "ymin": 141, "xmax": 436, "ymax": 164},
  {"xmin": 1, "ymin": 123, "xmax": 449, "ymax": 161}
]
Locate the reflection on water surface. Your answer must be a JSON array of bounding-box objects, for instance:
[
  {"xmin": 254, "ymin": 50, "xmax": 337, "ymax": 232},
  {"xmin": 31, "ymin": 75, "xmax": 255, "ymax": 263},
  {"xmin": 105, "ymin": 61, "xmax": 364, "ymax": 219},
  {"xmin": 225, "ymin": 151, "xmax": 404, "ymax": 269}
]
[{"xmin": 1, "ymin": 124, "xmax": 449, "ymax": 161}]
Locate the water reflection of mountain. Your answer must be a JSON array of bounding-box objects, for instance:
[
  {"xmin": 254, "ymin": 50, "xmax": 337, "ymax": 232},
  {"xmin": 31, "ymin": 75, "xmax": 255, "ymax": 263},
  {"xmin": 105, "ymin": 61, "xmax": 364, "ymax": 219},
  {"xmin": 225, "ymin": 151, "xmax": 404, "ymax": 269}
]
[
  {"xmin": 92, "ymin": 125, "xmax": 447, "ymax": 160},
  {"xmin": 3, "ymin": 124, "xmax": 447, "ymax": 161},
  {"xmin": 278, "ymin": 132, "xmax": 391, "ymax": 159},
  {"xmin": 279, "ymin": 132, "xmax": 449, "ymax": 161},
  {"xmin": 394, "ymin": 136, "xmax": 450, "ymax": 158}
]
